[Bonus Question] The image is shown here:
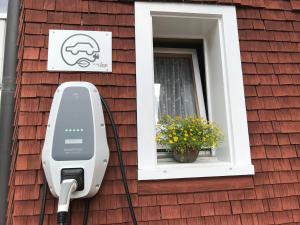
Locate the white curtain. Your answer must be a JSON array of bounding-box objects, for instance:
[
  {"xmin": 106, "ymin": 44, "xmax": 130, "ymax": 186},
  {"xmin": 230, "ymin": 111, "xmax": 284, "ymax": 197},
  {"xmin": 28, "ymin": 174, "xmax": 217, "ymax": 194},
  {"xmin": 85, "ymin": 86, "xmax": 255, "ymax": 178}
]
[{"xmin": 154, "ymin": 55, "xmax": 197, "ymax": 120}]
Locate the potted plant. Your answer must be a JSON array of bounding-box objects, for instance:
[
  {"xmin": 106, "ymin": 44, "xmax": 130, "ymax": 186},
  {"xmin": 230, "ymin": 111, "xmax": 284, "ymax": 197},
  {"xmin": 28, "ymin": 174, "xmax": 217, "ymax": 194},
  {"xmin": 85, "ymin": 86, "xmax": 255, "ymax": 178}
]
[{"xmin": 156, "ymin": 115, "xmax": 224, "ymax": 163}]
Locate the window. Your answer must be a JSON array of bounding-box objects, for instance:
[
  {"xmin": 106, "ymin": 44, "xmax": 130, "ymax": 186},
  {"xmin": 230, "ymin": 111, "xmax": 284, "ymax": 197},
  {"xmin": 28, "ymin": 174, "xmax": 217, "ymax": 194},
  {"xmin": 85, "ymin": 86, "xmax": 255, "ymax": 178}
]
[
  {"xmin": 154, "ymin": 48, "xmax": 206, "ymax": 122},
  {"xmin": 135, "ymin": 2, "xmax": 254, "ymax": 180},
  {"xmin": 154, "ymin": 48, "xmax": 212, "ymax": 161},
  {"xmin": 0, "ymin": 14, "xmax": 6, "ymax": 103}
]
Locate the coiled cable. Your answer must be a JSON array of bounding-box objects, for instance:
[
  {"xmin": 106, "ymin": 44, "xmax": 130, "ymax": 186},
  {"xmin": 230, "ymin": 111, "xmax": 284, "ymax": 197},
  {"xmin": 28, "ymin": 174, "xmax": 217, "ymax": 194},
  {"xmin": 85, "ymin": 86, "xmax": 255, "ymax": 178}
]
[{"xmin": 100, "ymin": 96, "xmax": 138, "ymax": 225}]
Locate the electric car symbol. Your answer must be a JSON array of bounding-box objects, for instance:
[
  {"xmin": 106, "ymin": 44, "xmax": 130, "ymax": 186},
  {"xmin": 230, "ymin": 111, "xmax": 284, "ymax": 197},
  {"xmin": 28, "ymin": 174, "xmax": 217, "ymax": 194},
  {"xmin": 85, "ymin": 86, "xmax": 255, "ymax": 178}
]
[
  {"xmin": 66, "ymin": 43, "xmax": 98, "ymax": 55},
  {"xmin": 61, "ymin": 34, "xmax": 100, "ymax": 68}
]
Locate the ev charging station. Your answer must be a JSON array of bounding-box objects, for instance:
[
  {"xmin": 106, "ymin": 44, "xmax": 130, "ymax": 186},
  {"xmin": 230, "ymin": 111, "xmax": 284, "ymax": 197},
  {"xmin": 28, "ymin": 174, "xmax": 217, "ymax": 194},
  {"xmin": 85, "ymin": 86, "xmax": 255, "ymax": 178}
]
[{"xmin": 42, "ymin": 82, "xmax": 110, "ymax": 223}]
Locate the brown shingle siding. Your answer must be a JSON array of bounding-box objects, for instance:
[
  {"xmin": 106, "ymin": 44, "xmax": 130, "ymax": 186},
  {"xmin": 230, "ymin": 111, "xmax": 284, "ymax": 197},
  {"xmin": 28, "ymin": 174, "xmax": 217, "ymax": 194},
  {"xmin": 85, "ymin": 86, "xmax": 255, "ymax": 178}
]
[{"xmin": 7, "ymin": 0, "xmax": 300, "ymax": 224}]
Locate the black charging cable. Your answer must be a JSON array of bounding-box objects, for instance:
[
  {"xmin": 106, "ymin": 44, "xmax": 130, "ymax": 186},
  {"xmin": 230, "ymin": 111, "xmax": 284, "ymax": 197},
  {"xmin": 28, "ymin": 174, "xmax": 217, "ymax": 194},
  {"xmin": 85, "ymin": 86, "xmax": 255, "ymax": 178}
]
[
  {"xmin": 82, "ymin": 199, "xmax": 90, "ymax": 225},
  {"xmin": 38, "ymin": 96, "xmax": 138, "ymax": 225},
  {"xmin": 100, "ymin": 96, "xmax": 138, "ymax": 225},
  {"xmin": 39, "ymin": 182, "xmax": 48, "ymax": 225}
]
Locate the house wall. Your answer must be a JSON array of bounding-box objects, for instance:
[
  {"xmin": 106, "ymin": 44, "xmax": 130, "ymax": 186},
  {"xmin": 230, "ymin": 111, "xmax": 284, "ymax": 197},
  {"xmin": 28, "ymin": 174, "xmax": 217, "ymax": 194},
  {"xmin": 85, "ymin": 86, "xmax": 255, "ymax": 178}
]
[{"xmin": 7, "ymin": 0, "xmax": 300, "ymax": 224}]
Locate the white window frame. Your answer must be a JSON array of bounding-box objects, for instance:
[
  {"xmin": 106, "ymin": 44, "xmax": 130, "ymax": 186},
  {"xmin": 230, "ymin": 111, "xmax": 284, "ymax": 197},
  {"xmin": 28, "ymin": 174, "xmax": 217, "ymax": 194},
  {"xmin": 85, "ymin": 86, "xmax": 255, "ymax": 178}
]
[
  {"xmin": 135, "ymin": 2, "xmax": 254, "ymax": 180},
  {"xmin": 0, "ymin": 13, "xmax": 7, "ymax": 104},
  {"xmin": 154, "ymin": 48, "xmax": 207, "ymax": 121}
]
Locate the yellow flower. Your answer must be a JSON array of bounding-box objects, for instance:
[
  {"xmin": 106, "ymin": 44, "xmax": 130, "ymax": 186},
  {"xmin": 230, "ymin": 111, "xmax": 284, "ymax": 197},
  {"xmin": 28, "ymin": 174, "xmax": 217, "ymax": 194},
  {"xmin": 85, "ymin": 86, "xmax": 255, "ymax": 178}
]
[
  {"xmin": 173, "ymin": 137, "xmax": 178, "ymax": 142},
  {"xmin": 169, "ymin": 140, "xmax": 174, "ymax": 144},
  {"xmin": 184, "ymin": 138, "xmax": 187, "ymax": 141},
  {"xmin": 184, "ymin": 133, "xmax": 189, "ymax": 137},
  {"xmin": 168, "ymin": 134, "xmax": 172, "ymax": 137}
]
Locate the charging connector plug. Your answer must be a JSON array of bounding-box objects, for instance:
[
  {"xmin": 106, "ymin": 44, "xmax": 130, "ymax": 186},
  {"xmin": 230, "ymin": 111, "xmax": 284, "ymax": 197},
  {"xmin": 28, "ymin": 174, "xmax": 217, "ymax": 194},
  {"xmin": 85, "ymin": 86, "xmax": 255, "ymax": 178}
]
[{"xmin": 57, "ymin": 179, "xmax": 78, "ymax": 225}]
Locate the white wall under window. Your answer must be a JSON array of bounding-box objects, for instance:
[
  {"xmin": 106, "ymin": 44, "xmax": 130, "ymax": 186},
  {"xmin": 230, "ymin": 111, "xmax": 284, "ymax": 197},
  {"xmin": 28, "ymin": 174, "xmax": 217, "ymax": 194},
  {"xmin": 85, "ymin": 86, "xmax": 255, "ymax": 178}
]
[
  {"xmin": 135, "ymin": 2, "xmax": 254, "ymax": 180},
  {"xmin": 0, "ymin": 15, "xmax": 7, "ymax": 103}
]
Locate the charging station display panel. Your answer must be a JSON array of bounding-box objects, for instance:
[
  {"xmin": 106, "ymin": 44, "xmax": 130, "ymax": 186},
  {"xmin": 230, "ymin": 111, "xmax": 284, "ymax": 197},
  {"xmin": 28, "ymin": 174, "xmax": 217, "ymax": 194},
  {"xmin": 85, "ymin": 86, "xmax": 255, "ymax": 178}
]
[{"xmin": 52, "ymin": 87, "xmax": 94, "ymax": 161}]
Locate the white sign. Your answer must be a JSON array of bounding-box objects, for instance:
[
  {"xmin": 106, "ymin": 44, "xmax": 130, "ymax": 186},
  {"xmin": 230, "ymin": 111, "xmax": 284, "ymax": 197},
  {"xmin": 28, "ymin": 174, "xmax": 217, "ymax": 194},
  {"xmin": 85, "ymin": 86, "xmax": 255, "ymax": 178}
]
[{"xmin": 48, "ymin": 30, "xmax": 112, "ymax": 72}]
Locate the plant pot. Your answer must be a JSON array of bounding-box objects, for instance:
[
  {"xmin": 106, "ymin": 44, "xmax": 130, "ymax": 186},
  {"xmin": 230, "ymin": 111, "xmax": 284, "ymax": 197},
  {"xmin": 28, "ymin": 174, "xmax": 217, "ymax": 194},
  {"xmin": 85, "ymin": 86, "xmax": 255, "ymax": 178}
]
[{"xmin": 173, "ymin": 149, "xmax": 200, "ymax": 163}]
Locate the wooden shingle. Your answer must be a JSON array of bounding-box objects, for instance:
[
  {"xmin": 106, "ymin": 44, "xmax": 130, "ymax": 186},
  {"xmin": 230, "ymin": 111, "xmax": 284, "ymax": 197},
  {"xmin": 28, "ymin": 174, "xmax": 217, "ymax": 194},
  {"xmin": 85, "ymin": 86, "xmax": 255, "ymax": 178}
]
[{"xmin": 8, "ymin": 0, "xmax": 300, "ymax": 224}]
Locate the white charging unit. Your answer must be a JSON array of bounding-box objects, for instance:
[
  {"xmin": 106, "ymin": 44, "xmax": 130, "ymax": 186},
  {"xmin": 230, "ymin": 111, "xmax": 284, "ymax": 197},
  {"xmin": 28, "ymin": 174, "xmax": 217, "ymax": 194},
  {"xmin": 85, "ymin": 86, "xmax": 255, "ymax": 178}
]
[{"xmin": 42, "ymin": 82, "xmax": 109, "ymax": 202}]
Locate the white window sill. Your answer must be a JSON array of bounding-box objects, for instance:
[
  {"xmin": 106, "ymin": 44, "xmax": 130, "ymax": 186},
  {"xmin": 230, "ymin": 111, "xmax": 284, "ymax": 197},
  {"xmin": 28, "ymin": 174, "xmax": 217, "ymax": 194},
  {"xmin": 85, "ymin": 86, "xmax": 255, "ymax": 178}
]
[
  {"xmin": 0, "ymin": 13, "xmax": 7, "ymax": 19},
  {"xmin": 138, "ymin": 162, "xmax": 254, "ymax": 180}
]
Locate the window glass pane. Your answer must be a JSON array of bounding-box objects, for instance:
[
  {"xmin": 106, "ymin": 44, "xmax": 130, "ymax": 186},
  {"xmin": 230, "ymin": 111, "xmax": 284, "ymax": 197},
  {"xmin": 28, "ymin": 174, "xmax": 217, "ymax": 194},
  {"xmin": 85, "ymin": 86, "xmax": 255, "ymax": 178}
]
[
  {"xmin": 0, "ymin": 20, "xmax": 5, "ymax": 105},
  {"xmin": 154, "ymin": 54, "xmax": 197, "ymax": 120},
  {"xmin": 0, "ymin": 0, "xmax": 8, "ymax": 14}
]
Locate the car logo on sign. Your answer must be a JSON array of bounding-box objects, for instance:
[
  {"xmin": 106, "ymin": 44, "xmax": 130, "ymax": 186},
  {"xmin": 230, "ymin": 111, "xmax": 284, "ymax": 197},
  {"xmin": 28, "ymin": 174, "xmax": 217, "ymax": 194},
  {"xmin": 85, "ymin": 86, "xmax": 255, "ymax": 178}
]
[{"xmin": 61, "ymin": 34, "xmax": 100, "ymax": 68}]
